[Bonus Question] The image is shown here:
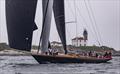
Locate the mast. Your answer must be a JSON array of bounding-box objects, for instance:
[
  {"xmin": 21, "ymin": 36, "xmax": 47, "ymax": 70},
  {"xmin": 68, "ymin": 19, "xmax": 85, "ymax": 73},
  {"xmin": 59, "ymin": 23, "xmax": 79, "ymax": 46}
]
[
  {"xmin": 53, "ymin": 0, "xmax": 67, "ymax": 54},
  {"xmin": 6, "ymin": 0, "xmax": 38, "ymax": 51},
  {"xmin": 38, "ymin": 0, "xmax": 53, "ymax": 53},
  {"xmin": 74, "ymin": 0, "xmax": 78, "ymax": 46}
]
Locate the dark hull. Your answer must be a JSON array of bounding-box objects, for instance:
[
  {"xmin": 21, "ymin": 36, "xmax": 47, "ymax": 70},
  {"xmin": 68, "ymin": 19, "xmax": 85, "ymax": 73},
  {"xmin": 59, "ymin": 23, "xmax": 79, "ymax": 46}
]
[{"xmin": 32, "ymin": 54, "xmax": 112, "ymax": 63}]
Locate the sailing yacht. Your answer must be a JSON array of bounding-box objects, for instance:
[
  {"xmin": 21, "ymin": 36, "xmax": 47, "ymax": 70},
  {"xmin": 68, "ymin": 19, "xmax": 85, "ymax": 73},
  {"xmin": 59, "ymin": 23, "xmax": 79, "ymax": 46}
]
[{"xmin": 5, "ymin": 0, "xmax": 112, "ymax": 63}]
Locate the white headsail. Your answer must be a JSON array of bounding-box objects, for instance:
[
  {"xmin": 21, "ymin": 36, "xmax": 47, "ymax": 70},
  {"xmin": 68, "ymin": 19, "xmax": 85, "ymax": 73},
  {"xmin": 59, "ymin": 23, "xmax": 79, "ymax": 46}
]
[{"xmin": 40, "ymin": 0, "xmax": 53, "ymax": 53}]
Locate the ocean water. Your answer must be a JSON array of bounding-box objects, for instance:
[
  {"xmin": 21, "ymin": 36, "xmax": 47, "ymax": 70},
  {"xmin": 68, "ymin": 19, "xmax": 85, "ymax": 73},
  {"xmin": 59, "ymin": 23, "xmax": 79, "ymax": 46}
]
[{"xmin": 0, "ymin": 56, "xmax": 120, "ymax": 74}]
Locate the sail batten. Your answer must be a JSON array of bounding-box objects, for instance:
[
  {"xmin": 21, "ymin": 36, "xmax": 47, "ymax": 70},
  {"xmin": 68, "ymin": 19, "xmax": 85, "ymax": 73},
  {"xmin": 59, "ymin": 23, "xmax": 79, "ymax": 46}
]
[
  {"xmin": 53, "ymin": 0, "xmax": 67, "ymax": 54},
  {"xmin": 6, "ymin": 0, "xmax": 38, "ymax": 51}
]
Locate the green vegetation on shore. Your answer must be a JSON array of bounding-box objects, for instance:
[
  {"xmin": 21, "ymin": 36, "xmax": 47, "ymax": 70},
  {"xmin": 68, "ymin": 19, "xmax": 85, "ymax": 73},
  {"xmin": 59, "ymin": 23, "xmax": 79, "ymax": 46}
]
[
  {"xmin": 0, "ymin": 43, "xmax": 119, "ymax": 56},
  {"xmin": 68, "ymin": 45, "xmax": 115, "ymax": 52}
]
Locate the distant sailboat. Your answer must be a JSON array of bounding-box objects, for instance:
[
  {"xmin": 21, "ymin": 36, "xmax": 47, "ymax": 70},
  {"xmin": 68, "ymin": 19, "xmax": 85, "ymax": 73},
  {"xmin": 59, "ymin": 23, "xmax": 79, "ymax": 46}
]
[{"xmin": 6, "ymin": 0, "xmax": 112, "ymax": 63}]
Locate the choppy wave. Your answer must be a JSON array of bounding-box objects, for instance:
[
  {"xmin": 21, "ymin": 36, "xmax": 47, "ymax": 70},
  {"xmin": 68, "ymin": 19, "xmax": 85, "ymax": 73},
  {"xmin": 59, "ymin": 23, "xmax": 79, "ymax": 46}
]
[{"xmin": 0, "ymin": 56, "xmax": 120, "ymax": 74}]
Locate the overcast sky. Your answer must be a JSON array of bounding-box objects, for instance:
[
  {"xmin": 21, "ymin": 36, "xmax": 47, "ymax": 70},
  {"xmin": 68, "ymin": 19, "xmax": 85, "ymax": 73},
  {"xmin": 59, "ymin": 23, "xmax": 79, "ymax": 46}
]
[{"xmin": 0, "ymin": 0, "xmax": 120, "ymax": 50}]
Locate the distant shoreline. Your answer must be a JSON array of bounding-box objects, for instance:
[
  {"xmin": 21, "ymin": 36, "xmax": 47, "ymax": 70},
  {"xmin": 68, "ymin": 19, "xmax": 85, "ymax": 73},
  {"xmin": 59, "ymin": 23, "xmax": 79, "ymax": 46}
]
[
  {"xmin": 0, "ymin": 43, "xmax": 120, "ymax": 56},
  {"xmin": 0, "ymin": 50, "xmax": 119, "ymax": 56}
]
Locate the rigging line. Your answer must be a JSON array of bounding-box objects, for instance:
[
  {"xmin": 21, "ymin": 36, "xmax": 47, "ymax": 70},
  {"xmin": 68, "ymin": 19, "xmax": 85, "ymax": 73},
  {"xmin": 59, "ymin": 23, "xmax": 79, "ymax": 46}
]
[
  {"xmin": 66, "ymin": 23, "xmax": 72, "ymax": 44},
  {"xmin": 118, "ymin": 0, "xmax": 120, "ymax": 49},
  {"xmin": 0, "ymin": 1, "xmax": 1, "ymax": 42},
  {"xmin": 74, "ymin": 2, "xmax": 88, "ymax": 29},
  {"xmin": 119, "ymin": 0, "xmax": 120, "ymax": 49},
  {"xmin": 87, "ymin": 0, "xmax": 103, "ymax": 45},
  {"xmin": 73, "ymin": 1, "xmax": 85, "ymax": 30},
  {"xmin": 66, "ymin": 0, "xmax": 77, "ymax": 24},
  {"xmin": 65, "ymin": 0, "xmax": 77, "ymax": 44},
  {"xmin": 74, "ymin": 0, "xmax": 79, "ymax": 46},
  {"xmin": 74, "ymin": 0, "xmax": 78, "ymax": 38},
  {"xmin": 67, "ymin": 0, "xmax": 76, "ymax": 21},
  {"xmin": 65, "ymin": 22, "xmax": 73, "ymax": 39},
  {"xmin": 65, "ymin": 0, "xmax": 76, "ymax": 24},
  {"xmin": 117, "ymin": 0, "xmax": 120, "ymax": 49},
  {"xmin": 76, "ymin": 5, "xmax": 99, "ymax": 44},
  {"xmin": 65, "ymin": 0, "xmax": 77, "ymax": 45},
  {"xmin": 76, "ymin": 6, "xmax": 88, "ymax": 29},
  {"xmin": 84, "ymin": 0, "xmax": 101, "ymax": 46}
]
